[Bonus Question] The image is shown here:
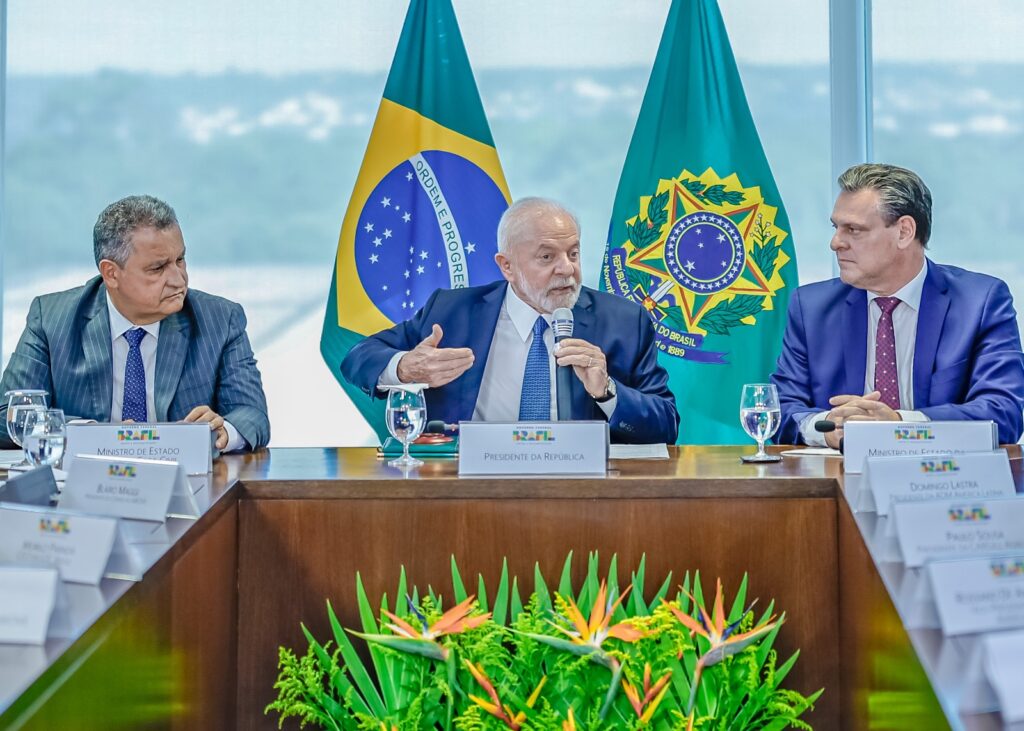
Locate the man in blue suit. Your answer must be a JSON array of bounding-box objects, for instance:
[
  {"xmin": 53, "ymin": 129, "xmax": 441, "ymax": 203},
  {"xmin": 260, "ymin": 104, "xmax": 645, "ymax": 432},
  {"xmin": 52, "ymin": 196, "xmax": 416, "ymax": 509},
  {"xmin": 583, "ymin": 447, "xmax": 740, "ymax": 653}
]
[
  {"xmin": 772, "ymin": 164, "xmax": 1024, "ymax": 447},
  {"xmin": 342, "ymin": 197, "xmax": 679, "ymax": 444},
  {"xmin": 0, "ymin": 195, "xmax": 270, "ymax": 450}
]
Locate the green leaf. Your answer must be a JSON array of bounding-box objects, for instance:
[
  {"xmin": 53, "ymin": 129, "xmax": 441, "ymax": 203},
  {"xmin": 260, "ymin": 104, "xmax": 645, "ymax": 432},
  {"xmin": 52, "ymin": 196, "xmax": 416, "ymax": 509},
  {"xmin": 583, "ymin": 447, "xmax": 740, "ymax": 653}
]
[
  {"xmin": 313, "ymin": 611, "xmax": 379, "ymax": 718},
  {"xmin": 476, "ymin": 574, "xmax": 488, "ymax": 613},
  {"xmin": 353, "ymin": 582, "xmax": 392, "ymax": 713},
  {"xmin": 580, "ymin": 551, "xmax": 601, "ymax": 610},
  {"xmin": 510, "ymin": 577, "xmax": 524, "ymax": 622},
  {"xmin": 558, "ymin": 550, "xmax": 575, "ymax": 600},
  {"xmin": 629, "ymin": 555, "xmax": 648, "ymax": 616},
  {"xmin": 451, "ymin": 555, "xmax": 468, "ymax": 604},
  {"xmin": 493, "ymin": 559, "xmax": 510, "ymax": 627},
  {"xmin": 727, "ymin": 574, "xmax": 749, "ymax": 625},
  {"xmin": 534, "ymin": 563, "xmax": 552, "ymax": 613},
  {"xmin": 395, "ymin": 566, "xmax": 408, "ymax": 615},
  {"xmin": 651, "ymin": 570, "xmax": 674, "ymax": 609}
]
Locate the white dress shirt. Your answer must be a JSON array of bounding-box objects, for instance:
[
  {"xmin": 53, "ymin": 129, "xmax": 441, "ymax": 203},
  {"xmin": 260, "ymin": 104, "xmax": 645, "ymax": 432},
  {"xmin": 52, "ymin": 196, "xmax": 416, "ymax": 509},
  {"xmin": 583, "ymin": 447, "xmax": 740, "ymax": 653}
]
[
  {"xmin": 380, "ymin": 285, "xmax": 617, "ymax": 421},
  {"xmin": 106, "ymin": 295, "xmax": 245, "ymax": 451},
  {"xmin": 799, "ymin": 261, "xmax": 929, "ymax": 446}
]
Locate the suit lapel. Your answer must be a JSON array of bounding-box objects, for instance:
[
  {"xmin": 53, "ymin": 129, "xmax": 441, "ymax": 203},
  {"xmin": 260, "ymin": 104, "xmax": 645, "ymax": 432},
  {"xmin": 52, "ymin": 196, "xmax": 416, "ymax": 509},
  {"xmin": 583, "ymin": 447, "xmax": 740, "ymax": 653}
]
[
  {"xmin": 913, "ymin": 261, "xmax": 948, "ymax": 409},
  {"xmin": 459, "ymin": 283, "xmax": 506, "ymax": 419},
  {"xmin": 154, "ymin": 309, "xmax": 191, "ymax": 422},
  {"xmin": 843, "ymin": 287, "xmax": 868, "ymax": 396},
  {"xmin": 570, "ymin": 290, "xmax": 596, "ymax": 419},
  {"xmin": 82, "ymin": 285, "xmax": 113, "ymax": 419}
]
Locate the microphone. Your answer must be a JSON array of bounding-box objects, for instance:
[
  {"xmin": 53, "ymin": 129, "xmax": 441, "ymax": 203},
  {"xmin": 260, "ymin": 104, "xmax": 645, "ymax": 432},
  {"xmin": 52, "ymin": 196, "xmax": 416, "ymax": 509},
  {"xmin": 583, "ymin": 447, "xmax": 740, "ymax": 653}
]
[
  {"xmin": 814, "ymin": 419, "xmax": 843, "ymax": 453},
  {"xmin": 425, "ymin": 420, "xmax": 459, "ymax": 434},
  {"xmin": 552, "ymin": 307, "xmax": 574, "ymax": 421}
]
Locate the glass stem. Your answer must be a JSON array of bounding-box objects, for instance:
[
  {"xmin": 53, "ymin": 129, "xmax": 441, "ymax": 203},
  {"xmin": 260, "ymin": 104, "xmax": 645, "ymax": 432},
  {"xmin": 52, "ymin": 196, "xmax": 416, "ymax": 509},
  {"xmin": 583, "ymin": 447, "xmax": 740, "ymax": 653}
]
[
  {"xmin": 403, "ymin": 439, "xmax": 411, "ymax": 463},
  {"xmin": 756, "ymin": 437, "xmax": 766, "ymax": 458}
]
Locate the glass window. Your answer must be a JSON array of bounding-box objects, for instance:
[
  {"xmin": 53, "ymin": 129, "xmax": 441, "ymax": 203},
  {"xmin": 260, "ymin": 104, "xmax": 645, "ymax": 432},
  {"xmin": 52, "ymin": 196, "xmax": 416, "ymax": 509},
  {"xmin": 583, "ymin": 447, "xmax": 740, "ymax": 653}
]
[{"xmin": 873, "ymin": 1, "xmax": 1024, "ymax": 336}]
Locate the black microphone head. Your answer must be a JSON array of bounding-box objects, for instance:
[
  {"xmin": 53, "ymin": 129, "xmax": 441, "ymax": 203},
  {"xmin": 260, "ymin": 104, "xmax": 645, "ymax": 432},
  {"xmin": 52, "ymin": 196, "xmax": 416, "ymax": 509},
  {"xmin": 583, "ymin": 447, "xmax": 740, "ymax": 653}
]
[
  {"xmin": 814, "ymin": 419, "xmax": 837, "ymax": 433},
  {"xmin": 425, "ymin": 419, "xmax": 446, "ymax": 434},
  {"xmin": 552, "ymin": 307, "xmax": 574, "ymax": 340}
]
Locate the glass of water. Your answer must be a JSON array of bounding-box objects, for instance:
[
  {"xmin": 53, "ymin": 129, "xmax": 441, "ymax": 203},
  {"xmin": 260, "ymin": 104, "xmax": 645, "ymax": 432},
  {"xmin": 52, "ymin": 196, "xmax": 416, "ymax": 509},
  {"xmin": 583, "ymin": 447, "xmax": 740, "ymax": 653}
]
[
  {"xmin": 6, "ymin": 390, "xmax": 49, "ymax": 466},
  {"xmin": 385, "ymin": 385, "xmax": 427, "ymax": 468},
  {"xmin": 22, "ymin": 408, "xmax": 66, "ymax": 468},
  {"xmin": 739, "ymin": 383, "xmax": 782, "ymax": 463}
]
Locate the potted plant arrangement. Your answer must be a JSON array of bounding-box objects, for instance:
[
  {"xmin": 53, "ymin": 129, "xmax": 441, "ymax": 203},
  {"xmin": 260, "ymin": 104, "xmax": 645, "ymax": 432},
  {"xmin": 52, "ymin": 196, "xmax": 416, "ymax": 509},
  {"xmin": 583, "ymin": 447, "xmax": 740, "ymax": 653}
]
[{"xmin": 267, "ymin": 553, "xmax": 821, "ymax": 729}]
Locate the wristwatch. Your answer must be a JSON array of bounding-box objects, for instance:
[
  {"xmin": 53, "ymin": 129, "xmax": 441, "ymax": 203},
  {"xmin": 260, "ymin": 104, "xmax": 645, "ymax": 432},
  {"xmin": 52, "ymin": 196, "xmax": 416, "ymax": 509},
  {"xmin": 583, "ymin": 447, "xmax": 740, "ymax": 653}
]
[{"xmin": 594, "ymin": 376, "xmax": 617, "ymax": 403}]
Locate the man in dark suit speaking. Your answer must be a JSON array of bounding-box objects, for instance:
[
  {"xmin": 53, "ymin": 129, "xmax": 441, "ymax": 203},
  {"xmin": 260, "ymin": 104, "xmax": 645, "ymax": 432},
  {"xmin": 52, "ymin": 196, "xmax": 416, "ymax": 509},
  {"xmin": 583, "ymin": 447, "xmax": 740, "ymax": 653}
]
[
  {"xmin": 771, "ymin": 163, "xmax": 1024, "ymax": 448},
  {"xmin": 0, "ymin": 195, "xmax": 270, "ymax": 450},
  {"xmin": 342, "ymin": 197, "xmax": 679, "ymax": 444}
]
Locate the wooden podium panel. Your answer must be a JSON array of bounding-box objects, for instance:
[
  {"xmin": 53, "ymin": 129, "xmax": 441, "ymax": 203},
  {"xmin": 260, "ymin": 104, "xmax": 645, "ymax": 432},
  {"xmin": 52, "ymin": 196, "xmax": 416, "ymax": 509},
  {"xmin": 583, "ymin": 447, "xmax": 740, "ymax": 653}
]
[{"xmin": 235, "ymin": 451, "xmax": 842, "ymax": 729}]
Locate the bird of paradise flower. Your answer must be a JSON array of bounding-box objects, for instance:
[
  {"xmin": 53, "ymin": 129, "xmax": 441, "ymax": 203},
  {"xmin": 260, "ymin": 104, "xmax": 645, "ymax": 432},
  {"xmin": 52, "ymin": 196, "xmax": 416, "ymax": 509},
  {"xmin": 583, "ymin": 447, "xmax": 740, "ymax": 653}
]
[
  {"xmin": 519, "ymin": 581, "xmax": 642, "ymax": 718},
  {"xmin": 351, "ymin": 594, "xmax": 491, "ymax": 661},
  {"xmin": 622, "ymin": 662, "xmax": 673, "ymax": 723},
  {"xmin": 464, "ymin": 660, "xmax": 546, "ymax": 730},
  {"xmin": 665, "ymin": 578, "xmax": 781, "ymax": 713}
]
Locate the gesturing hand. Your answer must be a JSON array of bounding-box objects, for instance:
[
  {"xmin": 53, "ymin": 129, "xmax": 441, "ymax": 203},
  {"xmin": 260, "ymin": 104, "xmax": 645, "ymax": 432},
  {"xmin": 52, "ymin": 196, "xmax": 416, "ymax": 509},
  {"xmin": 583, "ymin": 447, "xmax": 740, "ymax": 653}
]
[{"xmin": 396, "ymin": 324, "xmax": 475, "ymax": 388}]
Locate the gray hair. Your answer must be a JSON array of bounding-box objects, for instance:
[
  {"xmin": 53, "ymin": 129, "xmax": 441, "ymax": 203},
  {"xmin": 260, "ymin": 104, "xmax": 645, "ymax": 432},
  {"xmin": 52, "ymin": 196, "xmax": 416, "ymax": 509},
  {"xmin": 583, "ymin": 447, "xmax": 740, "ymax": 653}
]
[
  {"xmin": 93, "ymin": 195, "xmax": 179, "ymax": 267},
  {"xmin": 497, "ymin": 197, "xmax": 580, "ymax": 254},
  {"xmin": 838, "ymin": 163, "xmax": 932, "ymax": 247}
]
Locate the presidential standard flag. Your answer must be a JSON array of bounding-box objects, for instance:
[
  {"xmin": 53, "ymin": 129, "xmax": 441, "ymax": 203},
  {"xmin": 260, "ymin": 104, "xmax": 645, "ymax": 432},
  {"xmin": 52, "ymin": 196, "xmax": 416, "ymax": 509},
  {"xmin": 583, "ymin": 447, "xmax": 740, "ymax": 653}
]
[
  {"xmin": 602, "ymin": 0, "xmax": 798, "ymax": 444},
  {"xmin": 320, "ymin": 0, "xmax": 510, "ymax": 441}
]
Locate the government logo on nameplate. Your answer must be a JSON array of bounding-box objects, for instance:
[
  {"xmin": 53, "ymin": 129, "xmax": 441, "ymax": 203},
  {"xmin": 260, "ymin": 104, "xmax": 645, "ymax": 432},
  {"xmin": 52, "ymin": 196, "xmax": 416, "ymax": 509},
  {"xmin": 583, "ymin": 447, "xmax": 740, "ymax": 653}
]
[
  {"xmin": 843, "ymin": 420, "xmax": 997, "ymax": 474},
  {"xmin": 458, "ymin": 421, "xmax": 608, "ymax": 475},
  {"xmin": 59, "ymin": 455, "xmax": 199, "ymax": 523},
  {"xmin": 0, "ymin": 566, "xmax": 59, "ymax": 644},
  {"xmin": 927, "ymin": 554, "xmax": 1024, "ymax": 636},
  {"xmin": 0, "ymin": 504, "xmax": 124, "ymax": 584},
  {"xmin": 861, "ymin": 450, "xmax": 1015, "ymax": 516},
  {"xmin": 64, "ymin": 422, "xmax": 212, "ymax": 475},
  {"xmin": 894, "ymin": 497, "xmax": 1024, "ymax": 569}
]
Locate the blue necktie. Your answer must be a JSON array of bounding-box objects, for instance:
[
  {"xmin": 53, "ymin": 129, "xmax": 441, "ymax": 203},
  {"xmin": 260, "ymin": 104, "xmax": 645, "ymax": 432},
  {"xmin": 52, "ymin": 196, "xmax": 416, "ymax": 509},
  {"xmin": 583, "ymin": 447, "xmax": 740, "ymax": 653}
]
[
  {"xmin": 122, "ymin": 328, "xmax": 148, "ymax": 422},
  {"xmin": 518, "ymin": 316, "xmax": 550, "ymax": 420}
]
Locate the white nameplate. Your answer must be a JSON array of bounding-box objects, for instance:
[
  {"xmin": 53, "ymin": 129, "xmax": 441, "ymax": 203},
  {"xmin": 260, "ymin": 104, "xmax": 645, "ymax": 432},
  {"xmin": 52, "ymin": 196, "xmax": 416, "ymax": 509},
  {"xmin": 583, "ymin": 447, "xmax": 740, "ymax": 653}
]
[
  {"xmin": 927, "ymin": 554, "xmax": 1024, "ymax": 636},
  {"xmin": 982, "ymin": 630, "xmax": 1024, "ymax": 721},
  {"xmin": 59, "ymin": 455, "xmax": 199, "ymax": 523},
  {"xmin": 0, "ymin": 566, "xmax": 59, "ymax": 644},
  {"xmin": 862, "ymin": 450, "xmax": 1014, "ymax": 516},
  {"xmin": 65, "ymin": 422, "xmax": 212, "ymax": 475},
  {"xmin": 894, "ymin": 497, "xmax": 1024, "ymax": 568},
  {"xmin": 458, "ymin": 421, "xmax": 608, "ymax": 475},
  {"xmin": 843, "ymin": 420, "xmax": 997, "ymax": 474},
  {"xmin": 0, "ymin": 505, "xmax": 120, "ymax": 584}
]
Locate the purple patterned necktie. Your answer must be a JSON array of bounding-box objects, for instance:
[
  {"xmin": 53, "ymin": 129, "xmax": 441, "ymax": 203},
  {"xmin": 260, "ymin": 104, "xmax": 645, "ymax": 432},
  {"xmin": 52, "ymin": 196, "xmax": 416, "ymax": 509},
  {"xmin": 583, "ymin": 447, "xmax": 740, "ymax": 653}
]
[
  {"xmin": 121, "ymin": 328, "xmax": 148, "ymax": 422},
  {"xmin": 873, "ymin": 296, "xmax": 902, "ymax": 410}
]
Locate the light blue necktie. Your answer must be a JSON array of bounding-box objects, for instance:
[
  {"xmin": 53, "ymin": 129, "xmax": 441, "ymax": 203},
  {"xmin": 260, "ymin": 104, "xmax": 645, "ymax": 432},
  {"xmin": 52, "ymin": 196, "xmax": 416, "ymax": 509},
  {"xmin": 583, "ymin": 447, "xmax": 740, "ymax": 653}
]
[
  {"xmin": 518, "ymin": 316, "xmax": 550, "ymax": 420},
  {"xmin": 121, "ymin": 328, "xmax": 148, "ymax": 422}
]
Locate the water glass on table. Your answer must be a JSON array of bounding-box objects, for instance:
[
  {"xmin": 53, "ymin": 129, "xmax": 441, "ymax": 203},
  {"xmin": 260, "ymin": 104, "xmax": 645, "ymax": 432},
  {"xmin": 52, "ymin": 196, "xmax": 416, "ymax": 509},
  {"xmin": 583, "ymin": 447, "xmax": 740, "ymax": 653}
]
[
  {"xmin": 22, "ymin": 408, "xmax": 66, "ymax": 469},
  {"xmin": 740, "ymin": 383, "xmax": 782, "ymax": 463},
  {"xmin": 5, "ymin": 389, "xmax": 49, "ymax": 466},
  {"xmin": 385, "ymin": 385, "xmax": 427, "ymax": 468}
]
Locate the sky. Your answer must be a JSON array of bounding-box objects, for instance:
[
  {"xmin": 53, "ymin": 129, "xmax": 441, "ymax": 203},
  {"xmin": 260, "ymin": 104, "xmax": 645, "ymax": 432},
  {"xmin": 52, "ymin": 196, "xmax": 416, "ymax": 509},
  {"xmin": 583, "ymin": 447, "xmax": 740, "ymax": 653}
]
[{"xmin": 6, "ymin": 0, "xmax": 1023, "ymax": 76}]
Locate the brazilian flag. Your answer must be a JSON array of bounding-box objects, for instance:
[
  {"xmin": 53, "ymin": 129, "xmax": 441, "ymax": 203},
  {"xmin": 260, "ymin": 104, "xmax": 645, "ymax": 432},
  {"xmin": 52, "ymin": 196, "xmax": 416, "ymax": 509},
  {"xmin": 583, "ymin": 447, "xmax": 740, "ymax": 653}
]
[
  {"xmin": 602, "ymin": 0, "xmax": 798, "ymax": 444},
  {"xmin": 320, "ymin": 0, "xmax": 510, "ymax": 442}
]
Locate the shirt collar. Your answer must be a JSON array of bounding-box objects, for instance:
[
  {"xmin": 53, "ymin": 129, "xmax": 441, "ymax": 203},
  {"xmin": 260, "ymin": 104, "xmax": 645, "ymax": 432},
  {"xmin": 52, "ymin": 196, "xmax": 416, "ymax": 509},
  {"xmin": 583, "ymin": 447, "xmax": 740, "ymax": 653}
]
[
  {"xmin": 504, "ymin": 283, "xmax": 551, "ymax": 342},
  {"xmin": 867, "ymin": 258, "xmax": 928, "ymax": 312},
  {"xmin": 106, "ymin": 292, "xmax": 161, "ymax": 343}
]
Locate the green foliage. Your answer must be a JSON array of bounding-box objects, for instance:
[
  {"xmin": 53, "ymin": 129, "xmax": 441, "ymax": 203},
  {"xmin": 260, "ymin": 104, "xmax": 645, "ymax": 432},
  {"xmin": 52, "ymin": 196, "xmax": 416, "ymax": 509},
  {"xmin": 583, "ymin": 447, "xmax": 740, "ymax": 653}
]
[
  {"xmin": 700, "ymin": 295, "xmax": 765, "ymax": 336},
  {"xmin": 266, "ymin": 554, "xmax": 822, "ymax": 730}
]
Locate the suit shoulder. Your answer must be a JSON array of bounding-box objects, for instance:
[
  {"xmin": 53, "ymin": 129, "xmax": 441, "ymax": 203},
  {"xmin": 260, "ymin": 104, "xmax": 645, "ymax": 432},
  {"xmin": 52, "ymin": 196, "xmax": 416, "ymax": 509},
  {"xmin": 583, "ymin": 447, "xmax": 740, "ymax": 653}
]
[
  {"xmin": 933, "ymin": 263, "xmax": 1009, "ymax": 294},
  {"xmin": 185, "ymin": 288, "xmax": 245, "ymax": 316},
  {"xmin": 426, "ymin": 281, "xmax": 505, "ymax": 307}
]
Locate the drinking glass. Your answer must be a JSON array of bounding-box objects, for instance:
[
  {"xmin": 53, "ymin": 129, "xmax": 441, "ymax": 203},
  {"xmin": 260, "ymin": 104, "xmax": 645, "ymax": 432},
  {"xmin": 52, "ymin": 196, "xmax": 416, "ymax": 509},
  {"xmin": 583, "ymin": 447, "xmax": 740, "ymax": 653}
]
[
  {"xmin": 385, "ymin": 385, "xmax": 427, "ymax": 468},
  {"xmin": 739, "ymin": 383, "xmax": 782, "ymax": 463},
  {"xmin": 22, "ymin": 409, "xmax": 66, "ymax": 468},
  {"xmin": 6, "ymin": 390, "xmax": 49, "ymax": 466}
]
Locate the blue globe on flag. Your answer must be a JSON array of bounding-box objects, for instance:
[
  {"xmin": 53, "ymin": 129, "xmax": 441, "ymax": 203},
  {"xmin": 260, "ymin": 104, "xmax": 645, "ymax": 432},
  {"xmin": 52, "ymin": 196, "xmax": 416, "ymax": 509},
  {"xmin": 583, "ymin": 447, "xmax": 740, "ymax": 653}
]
[{"xmin": 355, "ymin": 150, "xmax": 507, "ymax": 323}]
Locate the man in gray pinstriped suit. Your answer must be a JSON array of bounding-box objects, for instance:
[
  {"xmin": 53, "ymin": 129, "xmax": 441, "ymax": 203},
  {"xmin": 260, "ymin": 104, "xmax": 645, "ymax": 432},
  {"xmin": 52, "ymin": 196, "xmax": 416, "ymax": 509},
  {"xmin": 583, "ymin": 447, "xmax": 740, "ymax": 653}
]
[{"xmin": 0, "ymin": 195, "xmax": 270, "ymax": 450}]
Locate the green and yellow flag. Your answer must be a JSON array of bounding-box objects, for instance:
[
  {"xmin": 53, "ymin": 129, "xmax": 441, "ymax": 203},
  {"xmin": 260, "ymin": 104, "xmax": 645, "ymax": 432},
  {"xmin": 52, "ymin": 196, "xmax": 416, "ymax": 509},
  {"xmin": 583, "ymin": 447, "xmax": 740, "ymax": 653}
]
[
  {"xmin": 320, "ymin": 0, "xmax": 510, "ymax": 441},
  {"xmin": 602, "ymin": 0, "xmax": 798, "ymax": 444}
]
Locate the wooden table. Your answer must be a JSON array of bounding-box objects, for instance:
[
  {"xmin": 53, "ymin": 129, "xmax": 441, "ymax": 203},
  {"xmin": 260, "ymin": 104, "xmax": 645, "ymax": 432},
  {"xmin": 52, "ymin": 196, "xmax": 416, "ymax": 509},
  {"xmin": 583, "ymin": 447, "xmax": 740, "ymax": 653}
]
[{"xmin": 4, "ymin": 445, "xmax": 1011, "ymax": 730}]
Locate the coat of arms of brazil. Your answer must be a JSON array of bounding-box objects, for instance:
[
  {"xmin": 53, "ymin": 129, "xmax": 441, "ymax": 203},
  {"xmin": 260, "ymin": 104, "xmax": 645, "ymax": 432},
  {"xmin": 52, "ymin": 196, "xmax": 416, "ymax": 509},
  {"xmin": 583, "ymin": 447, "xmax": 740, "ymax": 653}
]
[{"xmin": 604, "ymin": 167, "xmax": 792, "ymax": 364}]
